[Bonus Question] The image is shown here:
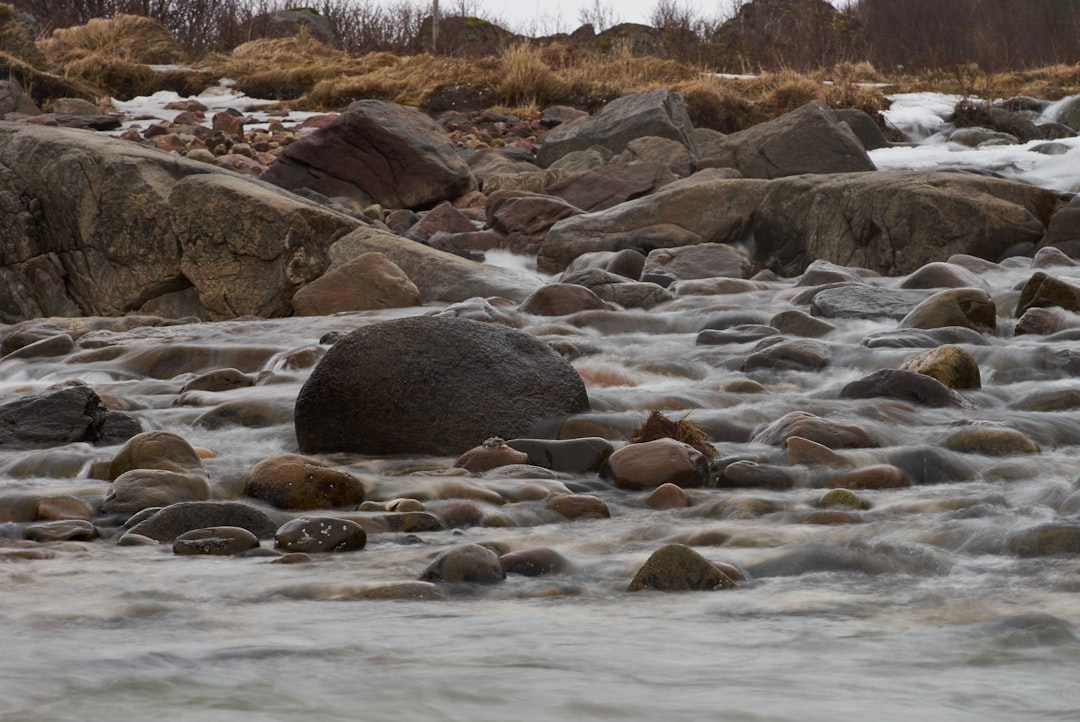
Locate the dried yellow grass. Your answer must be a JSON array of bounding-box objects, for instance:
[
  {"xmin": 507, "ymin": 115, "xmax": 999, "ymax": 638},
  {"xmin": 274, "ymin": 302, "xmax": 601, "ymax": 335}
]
[
  {"xmin": 40, "ymin": 13, "xmax": 185, "ymax": 67},
  {"xmin": 496, "ymin": 42, "xmax": 565, "ymax": 107},
  {"xmin": 306, "ymin": 53, "xmax": 481, "ymax": 109}
]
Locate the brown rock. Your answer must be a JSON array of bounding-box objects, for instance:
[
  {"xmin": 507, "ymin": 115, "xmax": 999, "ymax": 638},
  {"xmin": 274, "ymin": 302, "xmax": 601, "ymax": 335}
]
[
  {"xmin": 245, "ymin": 454, "xmax": 365, "ymax": 510},
  {"xmin": 454, "ymin": 440, "xmax": 530, "ymax": 473},
  {"xmin": 943, "ymin": 428, "xmax": 1041, "ymax": 456},
  {"xmin": 826, "ymin": 464, "xmax": 912, "ymax": 490},
  {"xmin": 35, "ymin": 496, "xmax": 94, "ymax": 521},
  {"xmin": 752, "ymin": 411, "xmax": 877, "ymax": 449},
  {"xmin": 1016, "ymin": 271, "xmax": 1080, "ymax": 315},
  {"xmin": 1014, "ymin": 306, "xmax": 1080, "ymax": 336},
  {"xmin": 547, "ymin": 493, "xmax": 610, "ymax": 519},
  {"xmin": 900, "ymin": 261, "xmax": 989, "ymax": 290},
  {"xmin": 519, "ymin": 283, "xmax": 609, "ymax": 316},
  {"xmin": 700, "ymin": 101, "xmax": 874, "ymax": 179},
  {"xmin": 486, "ymin": 192, "xmax": 584, "ymax": 254},
  {"xmin": 785, "ymin": 436, "xmax": 853, "ymax": 468},
  {"xmin": 645, "ymin": 482, "xmax": 693, "ymax": 509},
  {"xmin": 642, "ymin": 242, "xmax": 750, "ymax": 281},
  {"xmin": 103, "ymin": 469, "xmax": 212, "ymax": 515},
  {"xmin": 173, "ymin": 526, "xmax": 259, "ymax": 556},
  {"xmin": 109, "ymin": 430, "xmax": 206, "ymax": 480},
  {"xmin": 274, "ymin": 516, "xmax": 367, "ymax": 553},
  {"xmin": 900, "ymin": 344, "xmax": 982, "ymax": 390},
  {"xmin": 499, "ymin": 547, "xmax": 573, "ymax": 576},
  {"xmin": 741, "ymin": 338, "xmax": 831, "ymax": 373},
  {"xmin": 606, "ymin": 437, "xmax": 710, "ymax": 489},
  {"xmin": 292, "ymin": 251, "xmax": 421, "ymax": 315},
  {"xmin": 405, "ymin": 202, "xmax": 477, "ymax": 242},
  {"xmin": 627, "ymin": 543, "xmax": 738, "ymax": 592},
  {"xmin": 899, "ymin": 287, "xmax": 997, "ymax": 333},
  {"xmin": 419, "ymin": 543, "xmax": 506, "ymax": 584}
]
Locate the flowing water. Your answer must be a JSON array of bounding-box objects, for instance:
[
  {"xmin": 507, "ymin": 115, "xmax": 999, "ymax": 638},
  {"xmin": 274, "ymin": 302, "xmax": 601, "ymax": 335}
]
[{"xmin": 3, "ymin": 95, "xmax": 1080, "ymax": 721}]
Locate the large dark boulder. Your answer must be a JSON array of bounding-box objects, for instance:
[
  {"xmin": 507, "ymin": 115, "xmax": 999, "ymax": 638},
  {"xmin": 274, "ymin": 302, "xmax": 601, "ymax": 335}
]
[
  {"xmin": 700, "ymin": 101, "xmax": 875, "ymax": 179},
  {"xmin": 262, "ymin": 99, "xmax": 476, "ymax": 210},
  {"xmin": 294, "ymin": 316, "xmax": 590, "ymax": 455},
  {"xmin": 0, "ymin": 384, "xmax": 139, "ymax": 449},
  {"xmin": 753, "ymin": 170, "xmax": 1062, "ymax": 276},
  {"xmin": 536, "ymin": 88, "xmax": 697, "ymax": 168}
]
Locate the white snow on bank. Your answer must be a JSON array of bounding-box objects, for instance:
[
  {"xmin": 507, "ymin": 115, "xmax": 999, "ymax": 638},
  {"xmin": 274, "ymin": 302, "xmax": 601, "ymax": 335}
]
[{"xmin": 110, "ymin": 81, "xmax": 327, "ymax": 132}]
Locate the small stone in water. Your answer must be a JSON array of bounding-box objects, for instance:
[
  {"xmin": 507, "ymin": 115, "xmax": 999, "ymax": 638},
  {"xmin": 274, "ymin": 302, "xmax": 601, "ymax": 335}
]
[
  {"xmin": 274, "ymin": 517, "xmax": 367, "ymax": 553},
  {"xmin": 173, "ymin": 526, "xmax": 260, "ymax": 556},
  {"xmin": 627, "ymin": 544, "xmax": 737, "ymax": 592},
  {"xmin": 419, "ymin": 543, "xmax": 506, "ymax": 584}
]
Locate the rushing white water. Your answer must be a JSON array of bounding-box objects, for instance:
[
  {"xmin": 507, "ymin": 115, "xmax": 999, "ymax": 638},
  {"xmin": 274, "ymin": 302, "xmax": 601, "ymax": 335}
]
[
  {"xmin": 873, "ymin": 92, "xmax": 1080, "ymax": 192},
  {"xmin": 4, "ymin": 93, "xmax": 1080, "ymax": 721}
]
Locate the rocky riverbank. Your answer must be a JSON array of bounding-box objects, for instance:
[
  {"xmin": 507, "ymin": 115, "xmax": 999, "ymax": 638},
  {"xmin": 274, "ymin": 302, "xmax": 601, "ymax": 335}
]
[{"xmin": 2, "ymin": 82, "xmax": 1080, "ymax": 594}]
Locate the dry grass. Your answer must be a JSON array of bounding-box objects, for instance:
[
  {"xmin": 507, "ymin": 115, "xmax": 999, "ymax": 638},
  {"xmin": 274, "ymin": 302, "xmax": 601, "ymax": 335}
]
[
  {"xmin": 40, "ymin": 13, "xmax": 186, "ymax": 67},
  {"xmin": 495, "ymin": 42, "xmax": 565, "ymax": 108},
  {"xmin": 628, "ymin": 410, "xmax": 718, "ymax": 459},
  {"xmin": 19, "ymin": 10, "xmax": 1080, "ymax": 119}
]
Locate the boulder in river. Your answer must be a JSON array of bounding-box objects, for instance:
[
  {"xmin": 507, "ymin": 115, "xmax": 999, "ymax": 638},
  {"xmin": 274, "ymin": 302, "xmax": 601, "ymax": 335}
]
[
  {"xmin": 419, "ymin": 543, "xmax": 506, "ymax": 584},
  {"xmin": 294, "ymin": 316, "xmax": 590, "ymax": 456},
  {"xmin": 699, "ymin": 100, "xmax": 875, "ymax": 178},
  {"xmin": 627, "ymin": 543, "xmax": 738, "ymax": 592},
  {"xmin": 0, "ymin": 123, "xmax": 360, "ymax": 322},
  {"xmin": 538, "ymin": 170, "xmax": 767, "ymax": 274},
  {"xmin": 0, "ymin": 384, "xmax": 140, "ymax": 450},
  {"xmin": 753, "ymin": 171, "xmax": 1061, "ymax": 276},
  {"xmin": 536, "ymin": 88, "xmax": 697, "ymax": 168},
  {"xmin": 261, "ymin": 99, "xmax": 476, "ymax": 209},
  {"xmin": 244, "ymin": 454, "xmax": 366, "ymax": 510}
]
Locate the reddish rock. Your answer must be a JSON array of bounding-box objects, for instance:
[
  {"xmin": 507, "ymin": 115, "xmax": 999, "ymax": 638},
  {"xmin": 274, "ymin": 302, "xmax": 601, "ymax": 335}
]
[
  {"xmin": 606, "ymin": 437, "xmax": 710, "ymax": 489},
  {"xmin": 244, "ymin": 454, "xmax": 365, "ymax": 510},
  {"xmin": 520, "ymin": 283, "xmax": 609, "ymax": 316},
  {"xmin": 406, "ymin": 202, "xmax": 478, "ymax": 241},
  {"xmin": 455, "ymin": 440, "xmax": 529, "ymax": 473},
  {"xmin": 292, "ymin": 251, "xmax": 421, "ymax": 315},
  {"xmin": 645, "ymin": 482, "xmax": 693, "ymax": 509},
  {"xmin": 826, "ymin": 464, "xmax": 912, "ymax": 490},
  {"xmin": 212, "ymin": 111, "xmax": 243, "ymax": 137},
  {"xmin": 546, "ymin": 493, "xmax": 610, "ymax": 519}
]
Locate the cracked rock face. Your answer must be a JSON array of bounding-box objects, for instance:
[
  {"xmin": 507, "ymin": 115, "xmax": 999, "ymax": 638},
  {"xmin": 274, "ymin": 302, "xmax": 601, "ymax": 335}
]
[
  {"xmin": 752, "ymin": 169, "xmax": 1059, "ymax": 276},
  {"xmin": 0, "ymin": 124, "xmax": 360, "ymax": 322}
]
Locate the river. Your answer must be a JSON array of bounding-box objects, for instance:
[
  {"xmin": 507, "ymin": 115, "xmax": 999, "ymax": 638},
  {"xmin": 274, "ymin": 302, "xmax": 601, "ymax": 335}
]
[{"xmin": 2, "ymin": 92, "xmax": 1080, "ymax": 721}]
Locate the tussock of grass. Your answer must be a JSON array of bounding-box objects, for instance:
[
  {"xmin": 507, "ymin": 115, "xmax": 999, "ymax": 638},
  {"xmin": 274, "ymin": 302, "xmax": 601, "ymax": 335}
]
[
  {"xmin": 40, "ymin": 14, "xmax": 186, "ymax": 67},
  {"xmin": 754, "ymin": 70, "xmax": 826, "ymax": 117},
  {"xmin": 676, "ymin": 77, "xmax": 758, "ymax": 132},
  {"xmin": 0, "ymin": 2, "xmax": 43, "ymax": 67},
  {"xmin": 628, "ymin": 410, "xmax": 718, "ymax": 459},
  {"xmin": 496, "ymin": 42, "xmax": 565, "ymax": 107},
  {"xmin": 306, "ymin": 53, "xmax": 482, "ymax": 109},
  {"xmin": 59, "ymin": 52, "xmax": 157, "ymax": 100}
]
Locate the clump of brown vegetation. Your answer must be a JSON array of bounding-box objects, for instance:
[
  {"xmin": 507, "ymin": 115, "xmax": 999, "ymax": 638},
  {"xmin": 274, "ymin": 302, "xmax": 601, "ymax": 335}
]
[
  {"xmin": 628, "ymin": 410, "xmax": 718, "ymax": 459},
  {"xmin": 40, "ymin": 13, "xmax": 185, "ymax": 66}
]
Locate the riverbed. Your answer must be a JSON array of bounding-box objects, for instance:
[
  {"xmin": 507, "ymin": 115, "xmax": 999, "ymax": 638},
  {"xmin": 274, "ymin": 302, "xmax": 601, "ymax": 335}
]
[{"xmin": 2, "ymin": 92, "xmax": 1080, "ymax": 721}]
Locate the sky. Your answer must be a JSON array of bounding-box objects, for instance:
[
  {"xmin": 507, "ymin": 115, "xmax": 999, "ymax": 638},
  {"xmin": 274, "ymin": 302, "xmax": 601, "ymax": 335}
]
[
  {"xmin": 437, "ymin": 0, "xmax": 844, "ymax": 36},
  {"xmin": 441, "ymin": 0, "xmax": 735, "ymax": 36}
]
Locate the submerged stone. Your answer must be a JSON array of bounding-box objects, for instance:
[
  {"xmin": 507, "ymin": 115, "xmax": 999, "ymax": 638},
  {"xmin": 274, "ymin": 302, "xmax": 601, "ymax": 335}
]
[{"xmin": 627, "ymin": 543, "xmax": 738, "ymax": 592}]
